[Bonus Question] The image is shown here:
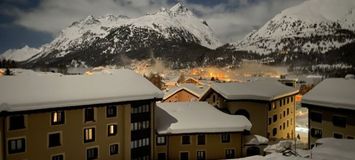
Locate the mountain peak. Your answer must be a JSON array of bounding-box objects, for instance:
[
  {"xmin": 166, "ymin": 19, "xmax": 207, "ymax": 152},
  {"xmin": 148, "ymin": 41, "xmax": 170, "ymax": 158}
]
[{"xmin": 168, "ymin": 2, "xmax": 193, "ymax": 16}]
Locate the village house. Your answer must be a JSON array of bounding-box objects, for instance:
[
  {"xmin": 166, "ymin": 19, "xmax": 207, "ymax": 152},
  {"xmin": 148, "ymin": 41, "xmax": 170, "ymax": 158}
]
[
  {"xmin": 200, "ymin": 79, "xmax": 299, "ymax": 141},
  {"xmin": 302, "ymin": 78, "xmax": 355, "ymax": 148},
  {"xmin": 154, "ymin": 102, "xmax": 252, "ymax": 160},
  {"xmin": 162, "ymin": 84, "xmax": 209, "ymax": 102},
  {"xmin": 0, "ymin": 69, "xmax": 163, "ymax": 160}
]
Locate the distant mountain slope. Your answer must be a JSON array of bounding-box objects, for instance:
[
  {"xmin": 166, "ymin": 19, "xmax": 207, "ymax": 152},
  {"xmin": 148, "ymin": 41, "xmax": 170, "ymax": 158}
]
[
  {"xmin": 232, "ymin": 0, "xmax": 355, "ymax": 55},
  {"xmin": 0, "ymin": 46, "xmax": 39, "ymax": 62},
  {"xmin": 22, "ymin": 3, "xmax": 222, "ymax": 68}
]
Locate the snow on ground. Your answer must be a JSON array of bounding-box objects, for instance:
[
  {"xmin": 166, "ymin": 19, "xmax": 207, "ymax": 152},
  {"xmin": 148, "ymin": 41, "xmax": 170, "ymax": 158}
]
[{"xmin": 312, "ymin": 138, "xmax": 355, "ymax": 160}]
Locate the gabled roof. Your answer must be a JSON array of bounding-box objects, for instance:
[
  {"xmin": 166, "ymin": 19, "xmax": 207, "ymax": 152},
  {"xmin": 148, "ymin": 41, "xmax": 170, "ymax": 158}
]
[
  {"xmin": 156, "ymin": 102, "xmax": 252, "ymax": 134},
  {"xmin": 0, "ymin": 69, "xmax": 163, "ymax": 112},
  {"xmin": 200, "ymin": 78, "xmax": 299, "ymax": 101},
  {"xmin": 302, "ymin": 78, "xmax": 355, "ymax": 110},
  {"xmin": 163, "ymin": 84, "xmax": 209, "ymax": 100}
]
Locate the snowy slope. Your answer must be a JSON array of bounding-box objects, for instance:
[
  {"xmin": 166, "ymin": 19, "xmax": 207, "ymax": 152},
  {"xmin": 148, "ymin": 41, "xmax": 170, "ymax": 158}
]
[
  {"xmin": 233, "ymin": 0, "xmax": 355, "ymax": 54},
  {"xmin": 1, "ymin": 45, "xmax": 39, "ymax": 62},
  {"xmin": 28, "ymin": 3, "xmax": 221, "ymax": 63}
]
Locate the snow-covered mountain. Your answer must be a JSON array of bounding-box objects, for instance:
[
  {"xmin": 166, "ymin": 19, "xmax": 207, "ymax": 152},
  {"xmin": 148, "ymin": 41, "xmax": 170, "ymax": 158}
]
[
  {"xmin": 0, "ymin": 46, "xmax": 39, "ymax": 62},
  {"xmin": 24, "ymin": 3, "xmax": 222, "ymax": 68},
  {"xmin": 233, "ymin": 0, "xmax": 355, "ymax": 54}
]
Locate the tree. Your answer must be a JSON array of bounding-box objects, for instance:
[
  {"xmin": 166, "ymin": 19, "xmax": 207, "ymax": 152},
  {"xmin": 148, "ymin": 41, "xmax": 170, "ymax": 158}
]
[{"xmin": 4, "ymin": 68, "xmax": 12, "ymax": 76}]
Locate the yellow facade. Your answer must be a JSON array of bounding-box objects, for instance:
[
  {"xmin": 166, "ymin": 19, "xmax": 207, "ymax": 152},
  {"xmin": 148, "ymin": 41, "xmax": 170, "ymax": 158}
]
[
  {"xmin": 202, "ymin": 91, "xmax": 296, "ymax": 141},
  {"xmin": 1, "ymin": 101, "xmax": 156, "ymax": 160},
  {"xmin": 163, "ymin": 90, "xmax": 199, "ymax": 102},
  {"xmin": 306, "ymin": 105, "xmax": 355, "ymax": 146},
  {"xmin": 154, "ymin": 133, "xmax": 243, "ymax": 160}
]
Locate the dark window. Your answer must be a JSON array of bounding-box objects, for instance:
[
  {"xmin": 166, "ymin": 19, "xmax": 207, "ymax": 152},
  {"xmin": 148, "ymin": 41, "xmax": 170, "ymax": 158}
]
[
  {"xmin": 334, "ymin": 133, "xmax": 343, "ymax": 139},
  {"xmin": 283, "ymin": 111, "xmax": 286, "ymax": 117},
  {"xmin": 9, "ymin": 115, "xmax": 25, "ymax": 130},
  {"xmin": 197, "ymin": 151, "xmax": 206, "ymax": 160},
  {"xmin": 332, "ymin": 116, "xmax": 346, "ymax": 128},
  {"xmin": 278, "ymin": 101, "xmax": 281, "ymax": 106},
  {"xmin": 87, "ymin": 147, "xmax": 98, "ymax": 160},
  {"xmin": 221, "ymin": 133, "xmax": 230, "ymax": 143},
  {"xmin": 108, "ymin": 124, "xmax": 117, "ymax": 136},
  {"xmin": 110, "ymin": 144, "xmax": 119, "ymax": 155},
  {"xmin": 49, "ymin": 133, "xmax": 61, "ymax": 147},
  {"xmin": 273, "ymin": 114, "xmax": 277, "ymax": 122},
  {"xmin": 283, "ymin": 123, "xmax": 285, "ymax": 130},
  {"xmin": 291, "ymin": 97, "xmax": 294, "ymax": 102},
  {"xmin": 310, "ymin": 112, "xmax": 322, "ymax": 123},
  {"xmin": 287, "ymin": 108, "xmax": 290, "ymax": 115},
  {"xmin": 52, "ymin": 154, "xmax": 64, "ymax": 160},
  {"xmin": 212, "ymin": 95, "xmax": 216, "ymax": 103},
  {"xmin": 272, "ymin": 128, "xmax": 277, "ymax": 136},
  {"xmin": 287, "ymin": 98, "xmax": 290, "ymax": 104},
  {"xmin": 197, "ymin": 134, "xmax": 205, "ymax": 145},
  {"xmin": 235, "ymin": 109, "xmax": 250, "ymax": 119},
  {"xmin": 347, "ymin": 136, "xmax": 354, "ymax": 139},
  {"xmin": 268, "ymin": 118, "xmax": 272, "ymax": 125},
  {"xmin": 182, "ymin": 136, "xmax": 190, "ymax": 145},
  {"xmin": 225, "ymin": 149, "xmax": 235, "ymax": 158},
  {"xmin": 84, "ymin": 108, "xmax": 95, "ymax": 122},
  {"xmin": 106, "ymin": 105, "xmax": 117, "ymax": 117},
  {"xmin": 180, "ymin": 152, "xmax": 189, "ymax": 160},
  {"xmin": 51, "ymin": 111, "xmax": 65, "ymax": 125},
  {"xmin": 84, "ymin": 128, "xmax": 95, "ymax": 143},
  {"xmin": 246, "ymin": 147, "xmax": 260, "ymax": 156},
  {"xmin": 158, "ymin": 153, "xmax": 166, "ymax": 160},
  {"xmin": 8, "ymin": 138, "xmax": 25, "ymax": 154},
  {"xmin": 311, "ymin": 128, "xmax": 322, "ymax": 138},
  {"xmin": 156, "ymin": 136, "xmax": 166, "ymax": 145}
]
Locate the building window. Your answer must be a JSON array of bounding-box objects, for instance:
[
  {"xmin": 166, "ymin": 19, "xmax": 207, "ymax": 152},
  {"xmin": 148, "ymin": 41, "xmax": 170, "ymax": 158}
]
[
  {"xmin": 52, "ymin": 154, "xmax": 64, "ymax": 160},
  {"xmin": 84, "ymin": 128, "xmax": 95, "ymax": 143},
  {"xmin": 287, "ymin": 98, "xmax": 290, "ymax": 104},
  {"xmin": 197, "ymin": 134, "xmax": 205, "ymax": 145},
  {"xmin": 86, "ymin": 147, "xmax": 98, "ymax": 160},
  {"xmin": 84, "ymin": 108, "xmax": 95, "ymax": 122},
  {"xmin": 49, "ymin": 132, "xmax": 61, "ymax": 147},
  {"xmin": 334, "ymin": 133, "xmax": 343, "ymax": 139},
  {"xmin": 158, "ymin": 153, "xmax": 166, "ymax": 160},
  {"xmin": 182, "ymin": 136, "xmax": 190, "ymax": 145},
  {"xmin": 291, "ymin": 96, "xmax": 294, "ymax": 102},
  {"xmin": 287, "ymin": 108, "xmax": 290, "ymax": 115},
  {"xmin": 272, "ymin": 128, "xmax": 277, "ymax": 136},
  {"xmin": 272, "ymin": 103, "xmax": 276, "ymax": 109},
  {"xmin": 108, "ymin": 124, "xmax": 117, "ymax": 136},
  {"xmin": 283, "ymin": 111, "xmax": 286, "ymax": 117},
  {"xmin": 311, "ymin": 128, "xmax": 322, "ymax": 138},
  {"xmin": 221, "ymin": 133, "xmax": 230, "ymax": 143},
  {"xmin": 9, "ymin": 115, "xmax": 25, "ymax": 130},
  {"xmin": 212, "ymin": 95, "xmax": 216, "ymax": 103},
  {"xmin": 268, "ymin": 118, "xmax": 272, "ymax": 125},
  {"xmin": 180, "ymin": 152, "xmax": 189, "ymax": 160},
  {"xmin": 332, "ymin": 116, "xmax": 346, "ymax": 128},
  {"xmin": 197, "ymin": 151, "xmax": 206, "ymax": 160},
  {"xmin": 109, "ymin": 144, "xmax": 119, "ymax": 155},
  {"xmin": 106, "ymin": 105, "xmax": 117, "ymax": 117},
  {"xmin": 225, "ymin": 149, "xmax": 235, "ymax": 159},
  {"xmin": 310, "ymin": 112, "xmax": 322, "ymax": 123},
  {"xmin": 8, "ymin": 138, "xmax": 25, "ymax": 154},
  {"xmin": 51, "ymin": 111, "xmax": 65, "ymax": 125},
  {"xmin": 347, "ymin": 136, "xmax": 354, "ymax": 139},
  {"xmin": 283, "ymin": 123, "xmax": 285, "ymax": 130},
  {"xmin": 273, "ymin": 114, "xmax": 277, "ymax": 122},
  {"xmin": 156, "ymin": 136, "xmax": 166, "ymax": 145}
]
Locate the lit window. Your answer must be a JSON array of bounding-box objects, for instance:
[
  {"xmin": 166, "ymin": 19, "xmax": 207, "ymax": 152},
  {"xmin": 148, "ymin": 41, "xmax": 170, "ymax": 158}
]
[
  {"xmin": 84, "ymin": 128, "xmax": 95, "ymax": 143},
  {"xmin": 108, "ymin": 124, "xmax": 117, "ymax": 136},
  {"xmin": 52, "ymin": 111, "xmax": 65, "ymax": 125}
]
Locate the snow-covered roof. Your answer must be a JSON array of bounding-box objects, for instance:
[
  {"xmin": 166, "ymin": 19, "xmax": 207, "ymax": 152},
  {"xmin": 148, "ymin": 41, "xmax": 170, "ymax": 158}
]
[
  {"xmin": 163, "ymin": 84, "xmax": 209, "ymax": 99},
  {"xmin": 204, "ymin": 79, "xmax": 298, "ymax": 101},
  {"xmin": 0, "ymin": 69, "xmax": 163, "ymax": 112},
  {"xmin": 246, "ymin": 135, "xmax": 269, "ymax": 145},
  {"xmin": 302, "ymin": 78, "xmax": 355, "ymax": 110},
  {"xmin": 313, "ymin": 138, "xmax": 355, "ymax": 160},
  {"xmin": 155, "ymin": 102, "xmax": 252, "ymax": 134}
]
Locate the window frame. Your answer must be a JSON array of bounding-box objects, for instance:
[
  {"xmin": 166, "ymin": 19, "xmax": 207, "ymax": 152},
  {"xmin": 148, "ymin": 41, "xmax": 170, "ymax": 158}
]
[
  {"xmin": 221, "ymin": 133, "xmax": 230, "ymax": 143},
  {"xmin": 197, "ymin": 134, "xmax": 206, "ymax": 145},
  {"xmin": 8, "ymin": 115, "xmax": 26, "ymax": 130},
  {"xmin": 106, "ymin": 105, "xmax": 117, "ymax": 118},
  {"xmin": 107, "ymin": 124, "xmax": 118, "ymax": 136},
  {"xmin": 84, "ymin": 127, "xmax": 96, "ymax": 143},
  {"xmin": 225, "ymin": 148, "xmax": 236, "ymax": 159},
  {"xmin": 196, "ymin": 150, "xmax": 206, "ymax": 160},
  {"xmin": 180, "ymin": 151, "xmax": 189, "ymax": 160},
  {"xmin": 86, "ymin": 146, "xmax": 99, "ymax": 160},
  {"xmin": 51, "ymin": 153, "xmax": 65, "ymax": 160},
  {"xmin": 333, "ymin": 132, "xmax": 344, "ymax": 139},
  {"xmin": 7, "ymin": 136, "xmax": 26, "ymax": 154},
  {"xmin": 332, "ymin": 115, "xmax": 347, "ymax": 128},
  {"xmin": 109, "ymin": 143, "xmax": 119, "ymax": 156},
  {"xmin": 310, "ymin": 128, "xmax": 322, "ymax": 138},
  {"xmin": 181, "ymin": 135, "xmax": 190, "ymax": 145},
  {"xmin": 51, "ymin": 111, "xmax": 65, "ymax": 125},
  {"xmin": 84, "ymin": 107, "xmax": 95, "ymax": 122},
  {"xmin": 156, "ymin": 136, "xmax": 166, "ymax": 146},
  {"xmin": 48, "ymin": 131, "xmax": 62, "ymax": 148},
  {"xmin": 310, "ymin": 111, "xmax": 322, "ymax": 123}
]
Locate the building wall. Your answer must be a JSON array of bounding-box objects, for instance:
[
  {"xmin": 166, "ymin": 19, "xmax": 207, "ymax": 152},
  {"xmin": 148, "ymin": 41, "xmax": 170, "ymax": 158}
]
[
  {"xmin": 268, "ymin": 96, "xmax": 296, "ymax": 141},
  {"xmin": 154, "ymin": 133, "xmax": 243, "ymax": 160},
  {"xmin": 226, "ymin": 101, "xmax": 268, "ymax": 138},
  {"xmin": 307, "ymin": 106, "xmax": 355, "ymax": 146},
  {"xmin": 164, "ymin": 90, "xmax": 199, "ymax": 102},
  {"xmin": 1, "ymin": 101, "xmax": 160, "ymax": 160}
]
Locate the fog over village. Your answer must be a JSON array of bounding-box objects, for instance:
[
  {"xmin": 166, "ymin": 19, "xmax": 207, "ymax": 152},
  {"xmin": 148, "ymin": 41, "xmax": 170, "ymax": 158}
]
[{"xmin": 0, "ymin": 0, "xmax": 355, "ymax": 160}]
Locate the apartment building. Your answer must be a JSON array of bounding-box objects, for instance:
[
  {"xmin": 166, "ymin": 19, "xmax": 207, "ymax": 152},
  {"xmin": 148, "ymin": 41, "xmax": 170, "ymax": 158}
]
[
  {"xmin": 163, "ymin": 84, "xmax": 208, "ymax": 102},
  {"xmin": 302, "ymin": 78, "xmax": 355, "ymax": 147},
  {"xmin": 200, "ymin": 79, "xmax": 299, "ymax": 141},
  {"xmin": 154, "ymin": 102, "xmax": 252, "ymax": 160},
  {"xmin": 0, "ymin": 69, "xmax": 163, "ymax": 160}
]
